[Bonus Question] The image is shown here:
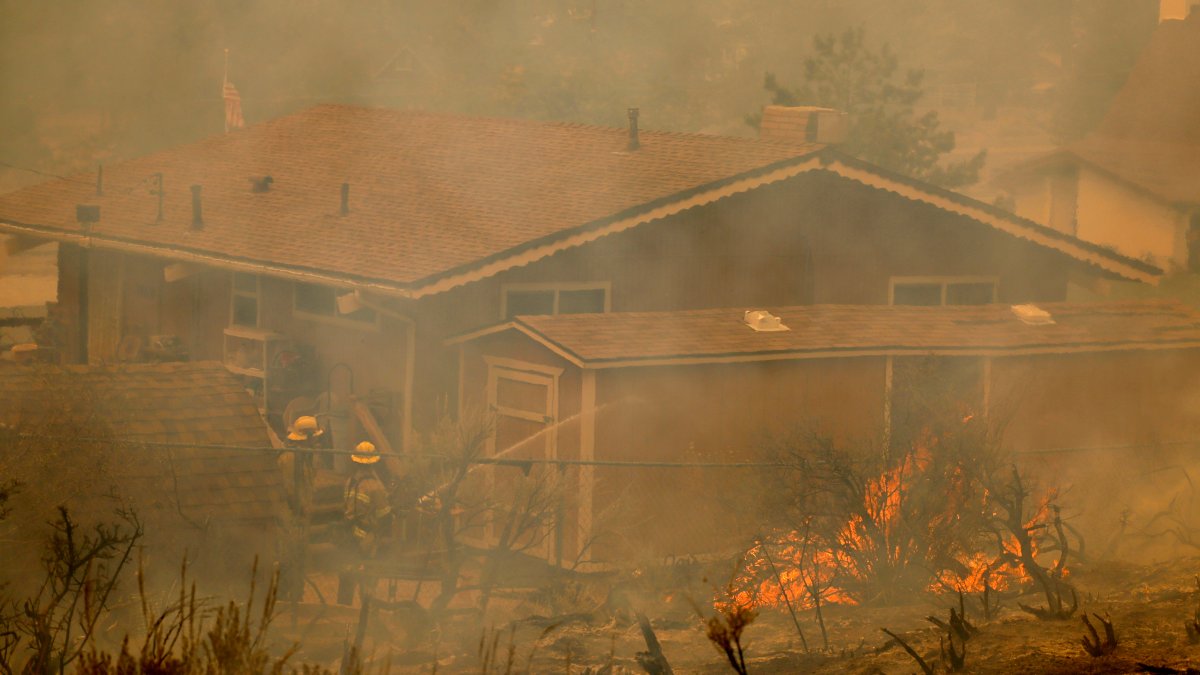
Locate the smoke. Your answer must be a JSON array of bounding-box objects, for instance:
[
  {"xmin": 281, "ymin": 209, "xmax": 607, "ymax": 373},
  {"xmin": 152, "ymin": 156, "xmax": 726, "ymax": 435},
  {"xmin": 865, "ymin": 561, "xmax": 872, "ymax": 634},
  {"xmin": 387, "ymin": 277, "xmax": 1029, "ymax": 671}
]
[{"xmin": 0, "ymin": 0, "xmax": 1160, "ymax": 183}]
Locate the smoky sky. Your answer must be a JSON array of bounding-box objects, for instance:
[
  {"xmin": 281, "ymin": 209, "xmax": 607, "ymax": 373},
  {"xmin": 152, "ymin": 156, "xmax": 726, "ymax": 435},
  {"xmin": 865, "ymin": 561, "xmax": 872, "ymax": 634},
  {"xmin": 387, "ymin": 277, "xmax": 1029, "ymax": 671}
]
[{"xmin": 0, "ymin": 0, "xmax": 1158, "ymax": 188}]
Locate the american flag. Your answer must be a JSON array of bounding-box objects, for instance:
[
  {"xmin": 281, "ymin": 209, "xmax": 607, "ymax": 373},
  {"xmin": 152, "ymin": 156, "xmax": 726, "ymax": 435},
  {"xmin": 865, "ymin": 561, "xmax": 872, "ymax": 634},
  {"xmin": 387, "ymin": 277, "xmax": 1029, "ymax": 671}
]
[{"xmin": 223, "ymin": 80, "xmax": 244, "ymax": 132}]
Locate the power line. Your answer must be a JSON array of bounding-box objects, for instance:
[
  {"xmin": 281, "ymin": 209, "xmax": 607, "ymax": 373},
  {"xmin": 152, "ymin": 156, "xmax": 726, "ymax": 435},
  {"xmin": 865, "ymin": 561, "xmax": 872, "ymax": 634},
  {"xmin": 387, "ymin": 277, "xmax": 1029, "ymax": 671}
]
[
  {"xmin": 11, "ymin": 431, "xmax": 793, "ymax": 469},
  {"xmin": 0, "ymin": 159, "xmax": 93, "ymax": 186},
  {"xmin": 0, "ymin": 158, "xmax": 167, "ymax": 197},
  {"xmin": 13, "ymin": 430, "xmax": 1198, "ymax": 468}
]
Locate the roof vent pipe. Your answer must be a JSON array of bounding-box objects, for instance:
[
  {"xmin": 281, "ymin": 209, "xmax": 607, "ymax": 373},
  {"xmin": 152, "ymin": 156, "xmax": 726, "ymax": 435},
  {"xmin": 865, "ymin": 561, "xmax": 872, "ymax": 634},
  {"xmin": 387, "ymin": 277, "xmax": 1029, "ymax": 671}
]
[
  {"xmin": 76, "ymin": 204, "xmax": 100, "ymax": 234},
  {"xmin": 340, "ymin": 183, "xmax": 350, "ymax": 215},
  {"xmin": 190, "ymin": 185, "xmax": 203, "ymax": 230},
  {"xmin": 627, "ymin": 108, "xmax": 640, "ymax": 151}
]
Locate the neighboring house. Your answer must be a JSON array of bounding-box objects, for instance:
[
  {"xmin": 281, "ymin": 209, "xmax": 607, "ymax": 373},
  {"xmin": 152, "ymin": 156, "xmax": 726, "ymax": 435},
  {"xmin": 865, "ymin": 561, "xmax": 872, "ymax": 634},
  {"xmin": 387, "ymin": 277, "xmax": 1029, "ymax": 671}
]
[
  {"xmin": 453, "ymin": 300, "xmax": 1200, "ymax": 559},
  {"xmin": 0, "ymin": 361, "xmax": 287, "ymax": 578},
  {"xmin": 0, "ymin": 104, "xmax": 1159, "ymax": 462},
  {"xmin": 996, "ymin": 10, "xmax": 1200, "ymax": 274},
  {"xmin": 0, "ymin": 235, "xmax": 57, "ymax": 352}
]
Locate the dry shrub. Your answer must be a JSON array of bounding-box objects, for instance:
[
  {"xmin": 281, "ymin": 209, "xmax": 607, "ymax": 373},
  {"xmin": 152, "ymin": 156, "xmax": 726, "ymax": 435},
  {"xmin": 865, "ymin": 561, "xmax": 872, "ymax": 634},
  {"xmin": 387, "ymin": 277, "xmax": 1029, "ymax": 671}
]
[{"xmin": 745, "ymin": 415, "xmax": 1002, "ymax": 606}]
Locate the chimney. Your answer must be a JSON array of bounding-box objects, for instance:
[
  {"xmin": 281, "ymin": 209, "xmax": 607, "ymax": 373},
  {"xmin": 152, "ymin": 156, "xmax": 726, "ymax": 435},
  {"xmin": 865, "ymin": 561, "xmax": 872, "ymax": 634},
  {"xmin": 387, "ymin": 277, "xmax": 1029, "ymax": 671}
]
[
  {"xmin": 190, "ymin": 185, "xmax": 204, "ymax": 230},
  {"xmin": 96, "ymin": 164, "xmax": 103, "ymax": 196},
  {"xmin": 76, "ymin": 204, "xmax": 100, "ymax": 233},
  {"xmin": 627, "ymin": 108, "xmax": 640, "ymax": 151},
  {"xmin": 1159, "ymin": 0, "xmax": 1198, "ymax": 21},
  {"xmin": 758, "ymin": 105, "xmax": 848, "ymax": 145},
  {"xmin": 340, "ymin": 182, "xmax": 350, "ymax": 215}
]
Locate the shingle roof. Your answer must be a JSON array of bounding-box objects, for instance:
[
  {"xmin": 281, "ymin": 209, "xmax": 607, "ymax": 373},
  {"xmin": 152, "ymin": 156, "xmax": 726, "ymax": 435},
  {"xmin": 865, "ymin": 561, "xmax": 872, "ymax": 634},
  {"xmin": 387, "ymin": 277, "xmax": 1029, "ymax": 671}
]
[
  {"xmin": 0, "ymin": 104, "xmax": 1159, "ymax": 293},
  {"xmin": 469, "ymin": 301, "xmax": 1200, "ymax": 367},
  {"xmin": 1003, "ymin": 14, "xmax": 1200, "ymax": 206},
  {"xmin": 0, "ymin": 361, "xmax": 286, "ymax": 527},
  {"xmin": 0, "ymin": 104, "xmax": 818, "ymax": 289}
]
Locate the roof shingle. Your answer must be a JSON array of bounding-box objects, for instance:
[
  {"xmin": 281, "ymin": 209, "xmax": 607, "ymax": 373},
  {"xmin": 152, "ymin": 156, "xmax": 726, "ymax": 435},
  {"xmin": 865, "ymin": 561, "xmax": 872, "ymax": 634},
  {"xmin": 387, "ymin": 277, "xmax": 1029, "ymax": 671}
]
[
  {"xmin": 495, "ymin": 301, "xmax": 1200, "ymax": 366},
  {"xmin": 0, "ymin": 105, "xmax": 819, "ymax": 289},
  {"xmin": 0, "ymin": 361, "xmax": 286, "ymax": 526},
  {"xmin": 0, "ymin": 104, "xmax": 1159, "ymax": 292}
]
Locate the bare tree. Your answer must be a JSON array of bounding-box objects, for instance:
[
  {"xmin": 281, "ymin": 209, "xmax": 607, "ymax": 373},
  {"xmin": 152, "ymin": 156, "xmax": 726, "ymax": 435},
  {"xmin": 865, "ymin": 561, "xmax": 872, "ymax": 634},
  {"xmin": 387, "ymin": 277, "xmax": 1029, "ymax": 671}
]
[{"xmin": 0, "ymin": 506, "xmax": 142, "ymax": 675}]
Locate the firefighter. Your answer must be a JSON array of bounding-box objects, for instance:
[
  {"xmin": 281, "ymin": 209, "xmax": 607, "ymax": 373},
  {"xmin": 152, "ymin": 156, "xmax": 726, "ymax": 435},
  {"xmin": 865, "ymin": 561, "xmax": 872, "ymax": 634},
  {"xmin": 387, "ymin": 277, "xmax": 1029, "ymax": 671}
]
[
  {"xmin": 279, "ymin": 415, "xmax": 325, "ymax": 601},
  {"xmin": 287, "ymin": 414, "xmax": 324, "ymax": 444},
  {"xmin": 282, "ymin": 415, "xmax": 324, "ymax": 513},
  {"xmin": 338, "ymin": 440, "xmax": 392, "ymax": 604}
]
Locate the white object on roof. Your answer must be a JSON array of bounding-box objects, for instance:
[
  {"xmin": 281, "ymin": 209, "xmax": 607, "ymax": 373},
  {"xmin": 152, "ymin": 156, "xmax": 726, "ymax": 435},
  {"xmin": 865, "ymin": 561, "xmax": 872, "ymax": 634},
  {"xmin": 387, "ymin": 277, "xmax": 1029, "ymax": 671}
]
[
  {"xmin": 744, "ymin": 310, "xmax": 789, "ymax": 332},
  {"xmin": 1011, "ymin": 304, "xmax": 1055, "ymax": 325}
]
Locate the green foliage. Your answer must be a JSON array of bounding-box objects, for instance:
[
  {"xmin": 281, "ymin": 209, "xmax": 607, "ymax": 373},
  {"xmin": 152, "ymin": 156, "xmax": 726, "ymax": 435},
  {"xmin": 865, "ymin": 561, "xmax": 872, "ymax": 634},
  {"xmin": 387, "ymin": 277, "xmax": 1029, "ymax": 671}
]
[{"xmin": 753, "ymin": 27, "xmax": 985, "ymax": 189}]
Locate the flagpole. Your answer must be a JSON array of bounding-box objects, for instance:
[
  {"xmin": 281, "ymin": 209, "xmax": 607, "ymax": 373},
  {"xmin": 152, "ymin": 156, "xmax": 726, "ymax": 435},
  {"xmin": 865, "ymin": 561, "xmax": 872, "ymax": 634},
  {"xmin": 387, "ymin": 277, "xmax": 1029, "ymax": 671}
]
[{"xmin": 223, "ymin": 49, "xmax": 230, "ymax": 133}]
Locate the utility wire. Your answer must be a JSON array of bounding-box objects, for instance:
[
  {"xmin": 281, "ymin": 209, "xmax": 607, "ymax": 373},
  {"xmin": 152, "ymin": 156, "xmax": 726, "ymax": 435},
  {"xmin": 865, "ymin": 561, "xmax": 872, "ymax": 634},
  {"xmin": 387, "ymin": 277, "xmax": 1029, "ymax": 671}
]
[
  {"xmin": 0, "ymin": 158, "xmax": 167, "ymax": 198},
  {"xmin": 11, "ymin": 431, "xmax": 794, "ymax": 469},
  {"xmin": 0, "ymin": 159, "xmax": 94, "ymax": 186},
  {"xmin": 11, "ymin": 430, "xmax": 1196, "ymax": 467}
]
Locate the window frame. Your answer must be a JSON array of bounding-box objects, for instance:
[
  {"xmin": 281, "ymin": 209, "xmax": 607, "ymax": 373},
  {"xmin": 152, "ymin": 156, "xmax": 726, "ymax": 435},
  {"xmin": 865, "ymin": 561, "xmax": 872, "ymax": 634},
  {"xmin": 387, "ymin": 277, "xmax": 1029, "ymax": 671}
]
[
  {"xmin": 291, "ymin": 281, "xmax": 381, "ymax": 331},
  {"xmin": 229, "ymin": 272, "xmax": 261, "ymax": 328},
  {"xmin": 888, "ymin": 276, "xmax": 999, "ymax": 306},
  {"xmin": 499, "ymin": 281, "xmax": 612, "ymax": 320}
]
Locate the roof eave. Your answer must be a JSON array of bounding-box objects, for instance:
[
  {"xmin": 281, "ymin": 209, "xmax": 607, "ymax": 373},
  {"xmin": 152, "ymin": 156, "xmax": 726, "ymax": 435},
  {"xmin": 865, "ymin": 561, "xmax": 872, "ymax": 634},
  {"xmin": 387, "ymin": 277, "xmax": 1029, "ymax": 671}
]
[{"xmin": 558, "ymin": 339, "xmax": 1200, "ymax": 370}]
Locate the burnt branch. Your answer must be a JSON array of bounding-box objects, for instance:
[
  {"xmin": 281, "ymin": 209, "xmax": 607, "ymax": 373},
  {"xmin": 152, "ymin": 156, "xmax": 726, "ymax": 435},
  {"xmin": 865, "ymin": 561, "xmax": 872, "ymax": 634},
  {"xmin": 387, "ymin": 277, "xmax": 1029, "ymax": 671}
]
[
  {"xmin": 636, "ymin": 611, "xmax": 676, "ymax": 675},
  {"xmin": 991, "ymin": 467, "xmax": 1078, "ymax": 620},
  {"xmin": 941, "ymin": 633, "xmax": 967, "ymax": 672},
  {"xmin": 880, "ymin": 628, "xmax": 933, "ymax": 675},
  {"xmin": 1080, "ymin": 613, "xmax": 1117, "ymax": 657}
]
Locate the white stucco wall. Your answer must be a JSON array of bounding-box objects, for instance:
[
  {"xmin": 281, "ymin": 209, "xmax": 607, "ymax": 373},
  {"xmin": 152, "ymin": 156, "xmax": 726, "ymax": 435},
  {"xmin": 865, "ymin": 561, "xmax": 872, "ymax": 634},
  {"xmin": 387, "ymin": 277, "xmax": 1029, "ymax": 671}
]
[
  {"xmin": 1010, "ymin": 175, "xmax": 1055, "ymax": 232},
  {"xmin": 1074, "ymin": 166, "xmax": 1187, "ymax": 270}
]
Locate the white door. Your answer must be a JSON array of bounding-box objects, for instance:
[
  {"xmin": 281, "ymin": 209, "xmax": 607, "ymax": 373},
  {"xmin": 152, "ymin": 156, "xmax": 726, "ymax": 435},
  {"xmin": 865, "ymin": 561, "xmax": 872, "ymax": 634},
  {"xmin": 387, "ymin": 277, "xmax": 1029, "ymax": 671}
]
[{"xmin": 486, "ymin": 364, "xmax": 558, "ymax": 560}]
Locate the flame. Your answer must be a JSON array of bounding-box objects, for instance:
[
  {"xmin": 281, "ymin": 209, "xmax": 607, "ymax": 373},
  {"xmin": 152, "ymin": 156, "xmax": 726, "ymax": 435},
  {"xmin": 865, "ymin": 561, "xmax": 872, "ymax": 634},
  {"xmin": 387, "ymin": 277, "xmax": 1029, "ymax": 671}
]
[{"xmin": 723, "ymin": 444, "xmax": 1062, "ymax": 612}]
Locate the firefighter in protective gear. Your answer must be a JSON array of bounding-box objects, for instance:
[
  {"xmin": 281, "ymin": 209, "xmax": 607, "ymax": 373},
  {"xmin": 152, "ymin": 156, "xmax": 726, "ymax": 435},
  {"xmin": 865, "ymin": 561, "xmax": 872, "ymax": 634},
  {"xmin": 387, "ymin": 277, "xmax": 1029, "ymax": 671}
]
[
  {"xmin": 282, "ymin": 415, "xmax": 325, "ymax": 514},
  {"xmin": 345, "ymin": 441, "xmax": 391, "ymax": 552},
  {"xmin": 287, "ymin": 415, "xmax": 323, "ymax": 442},
  {"xmin": 338, "ymin": 440, "xmax": 392, "ymax": 604}
]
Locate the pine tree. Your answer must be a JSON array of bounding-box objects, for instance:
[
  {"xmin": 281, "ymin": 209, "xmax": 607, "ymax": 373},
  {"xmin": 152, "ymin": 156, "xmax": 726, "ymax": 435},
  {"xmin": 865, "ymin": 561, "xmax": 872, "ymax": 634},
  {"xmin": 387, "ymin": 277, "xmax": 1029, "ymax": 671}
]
[{"xmin": 751, "ymin": 27, "xmax": 985, "ymax": 189}]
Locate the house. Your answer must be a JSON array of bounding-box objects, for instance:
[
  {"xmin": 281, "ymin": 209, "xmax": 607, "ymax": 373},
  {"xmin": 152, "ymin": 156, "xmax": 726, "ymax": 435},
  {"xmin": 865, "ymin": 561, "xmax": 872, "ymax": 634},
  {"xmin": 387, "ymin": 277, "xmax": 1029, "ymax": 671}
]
[
  {"xmin": 996, "ymin": 10, "xmax": 1200, "ymax": 274},
  {"xmin": 0, "ymin": 104, "xmax": 1159, "ymax": 464},
  {"xmin": 452, "ymin": 300, "xmax": 1200, "ymax": 560},
  {"xmin": 0, "ymin": 361, "xmax": 287, "ymax": 581}
]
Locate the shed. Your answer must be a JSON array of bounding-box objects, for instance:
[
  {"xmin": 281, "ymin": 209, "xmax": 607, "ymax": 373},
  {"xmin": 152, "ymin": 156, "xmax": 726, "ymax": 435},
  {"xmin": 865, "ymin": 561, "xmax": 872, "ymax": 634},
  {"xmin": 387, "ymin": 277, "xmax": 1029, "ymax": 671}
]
[{"xmin": 0, "ymin": 361, "xmax": 288, "ymax": 580}]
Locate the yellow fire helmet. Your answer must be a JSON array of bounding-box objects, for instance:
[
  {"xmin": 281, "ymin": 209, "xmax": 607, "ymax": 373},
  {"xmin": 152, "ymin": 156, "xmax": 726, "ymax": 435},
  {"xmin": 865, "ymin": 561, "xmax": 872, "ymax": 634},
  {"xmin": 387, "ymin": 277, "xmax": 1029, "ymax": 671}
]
[
  {"xmin": 352, "ymin": 440, "xmax": 380, "ymax": 464},
  {"xmin": 287, "ymin": 415, "xmax": 324, "ymax": 441}
]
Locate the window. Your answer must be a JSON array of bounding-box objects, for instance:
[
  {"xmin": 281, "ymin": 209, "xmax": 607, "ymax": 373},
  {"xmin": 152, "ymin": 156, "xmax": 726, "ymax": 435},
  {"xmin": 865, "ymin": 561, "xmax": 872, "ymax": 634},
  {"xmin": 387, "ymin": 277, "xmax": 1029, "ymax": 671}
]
[
  {"xmin": 230, "ymin": 272, "xmax": 259, "ymax": 327},
  {"xmin": 293, "ymin": 282, "xmax": 377, "ymax": 326},
  {"xmin": 890, "ymin": 277, "xmax": 997, "ymax": 306},
  {"xmin": 501, "ymin": 283, "xmax": 609, "ymax": 320}
]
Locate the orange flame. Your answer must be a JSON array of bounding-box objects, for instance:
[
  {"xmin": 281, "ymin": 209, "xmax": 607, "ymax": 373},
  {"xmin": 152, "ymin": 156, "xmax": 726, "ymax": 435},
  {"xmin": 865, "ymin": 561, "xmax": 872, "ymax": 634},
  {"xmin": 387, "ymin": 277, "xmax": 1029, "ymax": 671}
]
[{"xmin": 723, "ymin": 447, "xmax": 1062, "ymax": 612}]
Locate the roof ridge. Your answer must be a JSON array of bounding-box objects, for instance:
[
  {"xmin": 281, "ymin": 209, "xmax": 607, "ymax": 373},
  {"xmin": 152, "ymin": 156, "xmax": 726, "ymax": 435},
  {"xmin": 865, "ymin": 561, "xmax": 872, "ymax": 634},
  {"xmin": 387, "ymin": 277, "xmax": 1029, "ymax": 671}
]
[{"xmin": 279, "ymin": 103, "xmax": 819, "ymax": 147}]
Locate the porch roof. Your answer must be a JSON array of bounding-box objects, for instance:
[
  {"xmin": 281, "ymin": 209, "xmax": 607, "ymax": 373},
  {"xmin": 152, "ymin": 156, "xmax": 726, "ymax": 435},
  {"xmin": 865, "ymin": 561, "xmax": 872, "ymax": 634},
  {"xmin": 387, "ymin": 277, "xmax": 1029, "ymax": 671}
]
[
  {"xmin": 451, "ymin": 300, "xmax": 1200, "ymax": 368},
  {"xmin": 0, "ymin": 361, "xmax": 287, "ymax": 527}
]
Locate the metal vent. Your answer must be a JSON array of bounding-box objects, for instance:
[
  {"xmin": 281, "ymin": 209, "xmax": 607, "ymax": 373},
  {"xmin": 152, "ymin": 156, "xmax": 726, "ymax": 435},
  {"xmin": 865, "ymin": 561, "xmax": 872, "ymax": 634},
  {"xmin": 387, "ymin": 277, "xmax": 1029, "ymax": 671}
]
[
  {"xmin": 744, "ymin": 310, "xmax": 789, "ymax": 332},
  {"xmin": 1011, "ymin": 304, "xmax": 1055, "ymax": 325}
]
